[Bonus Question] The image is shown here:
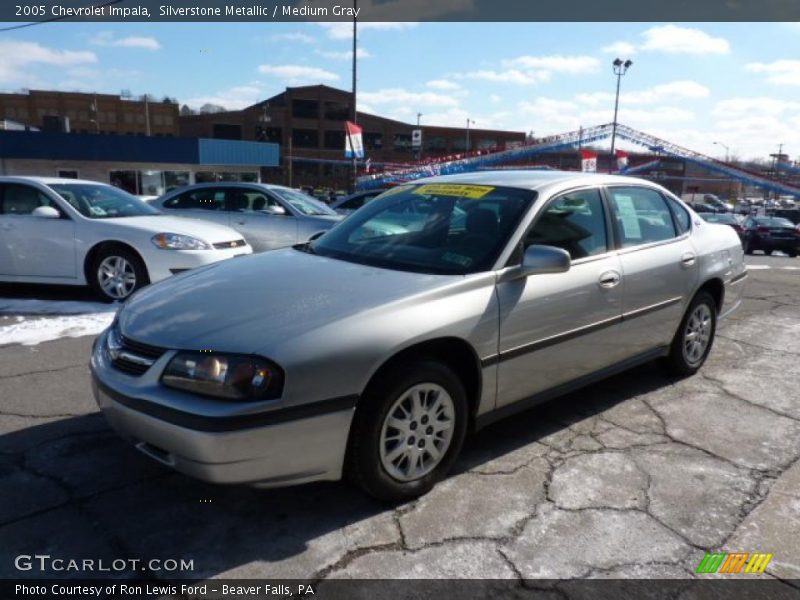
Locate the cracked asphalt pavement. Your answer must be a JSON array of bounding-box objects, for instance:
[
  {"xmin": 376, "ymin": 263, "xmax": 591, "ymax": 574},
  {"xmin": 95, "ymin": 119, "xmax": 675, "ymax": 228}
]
[{"xmin": 1, "ymin": 254, "xmax": 799, "ymax": 583}]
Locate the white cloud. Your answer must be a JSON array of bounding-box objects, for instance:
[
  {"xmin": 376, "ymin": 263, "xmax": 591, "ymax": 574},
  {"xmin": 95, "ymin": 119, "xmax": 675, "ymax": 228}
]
[
  {"xmin": 426, "ymin": 79, "xmax": 461, "ymax": 90},
  {"xmin": 576, "ymin": 80, "xmax": 710, "ymax": 106},
  {"xmin": 0, "ymin": 40, "xmax": 97, "ymax": 86},
  {"xmin": 745, "ymin": 60, "xmax": 800, "ymax": 86},
  {"xmin": 640, "ymin": 25, "xmax": 730, "ymax": 55},
  {"xmin": 489, "ymin": 94, "xmax": 502, "ymax": 102},
  {"xmin": 359, "ymin": 88, "xmax": 459, "ymax": 108},
  {"xmin": 270, "ymin": 32, "xmax": 316, "ymax": 44},
  {"xmin": 89, "ymin": 31, "xmax": 161, "ymax": 50},
  {"xmin": 317, "ymin": 48, "xmax": 371, "ymax": 60},
  {"xmin": 456, "ymin": 69, "xmax": 548, "ymax": 85},
  {"xmin": 257, "ymin": 64, "xmax": 339, "ymax": 84},
  {"xmin": 503, "ymin": 55, "xmax": 600, "ymax": 74},
  {"xmin": 317, "ymin": 22, "xmax": 418, "ymax": 40},
  {"xmin": 712, "ymin": 96, "xmax": 800, "ymax": 118},
  {"xmin": 185, "ymin": 84, "xmax": 266, "ymax": 111},
  {"xmin": 602, "ymin": 41, "xmax": 637, "ymax": 55}
]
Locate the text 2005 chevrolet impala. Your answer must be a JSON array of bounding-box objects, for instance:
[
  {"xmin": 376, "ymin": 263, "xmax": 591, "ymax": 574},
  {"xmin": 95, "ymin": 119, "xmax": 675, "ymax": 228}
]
[{"xmin": 91, "ymin": 171, "xmax": 747, "ymax": 500}]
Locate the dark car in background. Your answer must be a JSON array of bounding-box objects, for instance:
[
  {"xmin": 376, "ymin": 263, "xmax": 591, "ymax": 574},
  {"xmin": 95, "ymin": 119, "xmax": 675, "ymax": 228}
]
[
  {"xmin": 700, "ymin": 212, "xmax": 744, "ymax": 236},
  {"xmin": 740, "ymin": 216, "xmax": 800, "ymax": 257}
]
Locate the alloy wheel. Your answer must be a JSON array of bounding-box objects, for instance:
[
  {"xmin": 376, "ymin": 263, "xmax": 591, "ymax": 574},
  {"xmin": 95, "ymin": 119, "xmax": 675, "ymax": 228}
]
[
  {"xmin": 683, "ymin": 303, "xmax": 712, "ymax": 367},
  {"xmin": 97, "ymin": 255, "xmax": 137, "ymax": 299},
  {"xmin": 379, "ymin": 383, "xmax": 455, "ymax": 482}
]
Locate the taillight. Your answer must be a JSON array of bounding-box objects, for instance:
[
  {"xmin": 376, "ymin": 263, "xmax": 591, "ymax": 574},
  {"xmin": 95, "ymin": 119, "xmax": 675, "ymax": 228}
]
[
  {"xmin": 756, "ymin": 226, "xmax": 770, "ymax": 236},
  {"xmin": 733, "ymin": 225, "xmax": 744, "ymax": 234}
]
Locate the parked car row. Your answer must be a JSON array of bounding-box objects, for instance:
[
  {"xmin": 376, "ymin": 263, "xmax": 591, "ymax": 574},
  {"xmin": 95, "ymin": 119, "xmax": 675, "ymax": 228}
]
[{"xmin": 700, "ymin": 211, "xmax": 800, "ymax": 256}]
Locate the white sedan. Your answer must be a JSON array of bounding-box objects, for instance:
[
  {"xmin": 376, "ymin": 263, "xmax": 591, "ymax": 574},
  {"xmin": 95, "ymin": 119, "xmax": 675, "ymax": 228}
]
[{"xmin": 0, "ymin": 177, "xmax": 252, "ymax": 301}]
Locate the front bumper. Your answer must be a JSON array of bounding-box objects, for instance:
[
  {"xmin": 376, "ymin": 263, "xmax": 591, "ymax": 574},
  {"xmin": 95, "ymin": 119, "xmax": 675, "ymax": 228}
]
[
  {"xmin": 90, "ymin": 330, "xmax": 355, "ymax": 487},
  {"xmin": 144, "ymin": 245, "xmax": 252, "ymax": 283}
]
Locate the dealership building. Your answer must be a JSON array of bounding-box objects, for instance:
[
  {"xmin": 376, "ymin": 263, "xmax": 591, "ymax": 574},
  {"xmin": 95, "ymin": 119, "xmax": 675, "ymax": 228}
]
[{"xmin": 0, "ymin": 131, "xmax": 279, "ymax": 196}]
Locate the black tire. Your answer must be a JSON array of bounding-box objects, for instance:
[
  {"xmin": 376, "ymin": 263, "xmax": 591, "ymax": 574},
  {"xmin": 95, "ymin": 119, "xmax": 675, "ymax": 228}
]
[
  {"xmin": 743, "ymin": 239, "xmax": 754, "ymax": 255},
  {"xmin": 665, "ymin": 291, "xmax": 717, "ymax": 376},
  {"xmin": 346, "ymin": 360, "xmax": 468, "ymax": 501},
  {"xmin": 89, "ymin": 245, "xmax": 149, "ymax": 302},
  {"xmin": 764, "ymin": 249, "xmax": 773, "ymax": 256},
  {"xmin": 788, "ymin": 250, "xmax": 798, "ymax": 258}
]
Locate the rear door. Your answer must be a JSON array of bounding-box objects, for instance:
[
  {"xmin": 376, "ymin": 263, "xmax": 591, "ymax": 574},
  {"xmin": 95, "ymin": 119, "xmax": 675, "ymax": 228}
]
[
  {"xmin": 606, "ymin": 185, "xmax": 698, "ymax": 355},
  {"xmin": 495, "ymin": 186, "xmax": 626, "ymax": 406},
  {"xmin": 0, "ymin": 183, "xmax": 76, "ymax": 278}
]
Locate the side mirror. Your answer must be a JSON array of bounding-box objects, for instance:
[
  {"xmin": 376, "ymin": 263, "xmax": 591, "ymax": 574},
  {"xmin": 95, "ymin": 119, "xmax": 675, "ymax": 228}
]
[
  {"xmin": 519, "ymin": 245, "xmax": 571, "ymax": 277},
  {"xmin": 32, "ymin": 206, "xmax": 61, "ymax": 219},
  {"xmin": 263, "ymin": 205, "xmax": 287, "ymax": 216}
]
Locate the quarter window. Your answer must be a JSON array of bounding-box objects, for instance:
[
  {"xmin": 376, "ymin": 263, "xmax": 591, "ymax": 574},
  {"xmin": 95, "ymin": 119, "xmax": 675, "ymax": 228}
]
[
  {"xmin": 525, "ymin": 188, "xmax": 608, "ymax": 259},
  {"xmin": 608, "ymin": 187, "xmax": 677, "ymax": 247},
  {"xmin": 667, "ymin": 196, "xmax": 691, "ymax": 233}
]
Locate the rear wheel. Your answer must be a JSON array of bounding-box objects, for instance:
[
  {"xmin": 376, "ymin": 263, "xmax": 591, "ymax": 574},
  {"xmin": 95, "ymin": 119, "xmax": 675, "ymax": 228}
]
[
  {"xmin": 89, "ymin": 246, "xmax": 149, "ymax": 302},
  {"xmin": 765, "ymin": 249, "xmax": 773, "ymax": 256},
  {"xmin": 346, "ymin": 360, "xmax": 468, "ymax": 501},
  {"xmin": 665, "ymin": 291, "xmax": 717, "ymax": 376},
  {"xmin": 788, "ymin": 250, "xmax": 798, "ymax": 258},
  {"xmin": 743, "ymin": 239, "xmax": 754, "ymax": 255}
]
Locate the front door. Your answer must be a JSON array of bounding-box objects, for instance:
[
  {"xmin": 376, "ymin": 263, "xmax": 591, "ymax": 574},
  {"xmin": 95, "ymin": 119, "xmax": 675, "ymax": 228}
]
[
  {"xmin": 226, "ymin": 189, "xmax": 297, "ymax": 252},
  {"xmin": 0, "ymin": 183, "xmax": 76, "ymax": 278},
  {"xmin": 495, "ymin": 186, "xmax": 625, "ymax": 407}
]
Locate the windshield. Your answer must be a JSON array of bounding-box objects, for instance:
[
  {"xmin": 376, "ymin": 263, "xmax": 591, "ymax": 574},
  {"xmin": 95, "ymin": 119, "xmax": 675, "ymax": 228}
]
[
  {"xmin": 272, "ymin": 188, "xmax": 337, "ymax": 216},
  {"xmin": 49, "ymin": 183, "xmax": 161, "ymax": 219},
  {"xmin": 307, "ymin": 183, "xmax": 536, "ymax": 274}
]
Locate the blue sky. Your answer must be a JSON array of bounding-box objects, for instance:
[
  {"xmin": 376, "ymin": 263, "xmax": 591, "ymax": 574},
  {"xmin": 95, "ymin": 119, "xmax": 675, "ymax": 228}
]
[{"xmin": 0, "ymin": 21, "xmax": 798, "ymax": 160}]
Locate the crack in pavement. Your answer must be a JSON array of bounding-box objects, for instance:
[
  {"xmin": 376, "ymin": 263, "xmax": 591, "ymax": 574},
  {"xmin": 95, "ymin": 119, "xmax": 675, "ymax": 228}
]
[{"xmin": 0, "ymin": 363, "xmax": 87, "ymax": 380}]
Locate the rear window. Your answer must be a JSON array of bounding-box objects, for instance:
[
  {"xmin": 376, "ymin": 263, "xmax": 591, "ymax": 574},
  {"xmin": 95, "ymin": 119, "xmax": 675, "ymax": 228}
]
[{"xmin": 755, "ymin": 217, "xmax": 794, "ymax": 227}]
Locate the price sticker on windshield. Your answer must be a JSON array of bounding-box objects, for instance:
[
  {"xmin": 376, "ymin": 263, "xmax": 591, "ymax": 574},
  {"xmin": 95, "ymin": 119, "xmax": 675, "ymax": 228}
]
[{"xmin": 413, "ymin": 184, "xmax": 494, "ymax": 199}]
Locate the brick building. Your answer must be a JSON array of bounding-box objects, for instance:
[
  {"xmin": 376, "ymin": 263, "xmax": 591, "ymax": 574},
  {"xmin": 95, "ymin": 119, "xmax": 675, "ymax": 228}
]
[
  {"xmin": 179, "ymin": 84, "xmax": 526, "ymax": 189},
  {"xmin": 0, "ymin": 90, "xmax": 179, "ymax": 137}
]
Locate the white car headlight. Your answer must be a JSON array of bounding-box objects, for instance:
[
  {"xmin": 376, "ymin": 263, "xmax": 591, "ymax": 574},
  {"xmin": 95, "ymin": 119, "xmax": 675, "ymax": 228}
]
[{"xmin": 151, "ymin": 233, "xmax": 212, "ymax": 250}]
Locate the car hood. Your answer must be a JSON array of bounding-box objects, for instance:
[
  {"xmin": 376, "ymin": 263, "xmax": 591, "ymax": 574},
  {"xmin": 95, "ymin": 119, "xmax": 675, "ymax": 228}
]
[
  {"xmin": 118, "ymin": 248, "xmax": 460, "ymax": 352},
  {"xmin": 103, "ymin": 215, "xmax": 243, "ymax": 243}
]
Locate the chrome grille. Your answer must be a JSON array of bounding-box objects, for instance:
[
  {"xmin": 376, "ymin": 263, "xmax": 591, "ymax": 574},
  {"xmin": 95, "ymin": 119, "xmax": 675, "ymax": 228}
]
[
  {"xmin": 213, "ymin": 239, "xmax": 247, "ymax": 250},
  {"xmin": 110, "ymin": 333, "xmax": 166, "ymax": 376}
]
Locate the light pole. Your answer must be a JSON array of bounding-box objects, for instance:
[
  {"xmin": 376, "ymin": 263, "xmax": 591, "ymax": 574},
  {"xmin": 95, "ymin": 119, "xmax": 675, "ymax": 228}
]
[
  {"xmin": 713, "ymin": 141, "xmax": 730, "ymax": 163},
  {"xmin": 714, "ymin": 141, "xmax": 733, "ymax": 200},
  {"xmin": 416, "ymin": 113, "xmax": 423, "ymax": 161},
  {"xmin": 609, "ymin": 58, "xmax": 632, "ymax": 172},
  {"xmin": 465, "ymin": 118, "xmax": 475, "ymax": 152}
]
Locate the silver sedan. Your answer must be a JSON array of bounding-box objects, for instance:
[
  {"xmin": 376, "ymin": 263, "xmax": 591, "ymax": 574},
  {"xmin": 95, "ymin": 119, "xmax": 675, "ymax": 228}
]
[
  {"xmin": 151, "ymin": 183, "xmax": 343, "ymax": 252},
  {"xmin": 91, "ymin": 171, "xmax": 746, "ymax": 500}
]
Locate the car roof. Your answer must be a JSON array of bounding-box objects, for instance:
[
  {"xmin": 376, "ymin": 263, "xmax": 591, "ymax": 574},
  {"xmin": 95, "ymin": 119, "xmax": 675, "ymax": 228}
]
[
  {"xmin": 414, "ymin": 170, "xmax": 659, "ymax": 194},
  {"xmin": 0, "ymin": 176, "xmax": 107, "ymax": 186}
]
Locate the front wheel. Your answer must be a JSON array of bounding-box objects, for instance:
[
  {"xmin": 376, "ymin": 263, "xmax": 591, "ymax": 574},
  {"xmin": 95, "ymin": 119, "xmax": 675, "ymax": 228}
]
[
  {"xmin": 90, "ymin": 246, "xmax": 149, "ymax": 302},
  {"xmin": 665, "ymin": 291, "xmax": 717, "ymax": 376},
  {"xmin": 743, "ymin": 239, "xmax": 754, "ymax": 255},
  {"xmin": 346, "ymin": 360, "xmax": 468, "ymax": 501}
]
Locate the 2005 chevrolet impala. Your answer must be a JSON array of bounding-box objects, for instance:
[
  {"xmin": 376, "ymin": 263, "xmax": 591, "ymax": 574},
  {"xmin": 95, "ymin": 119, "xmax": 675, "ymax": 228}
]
[{"xmin": 91, "ymin": 171, "xmax": 747, "ymax": 500}]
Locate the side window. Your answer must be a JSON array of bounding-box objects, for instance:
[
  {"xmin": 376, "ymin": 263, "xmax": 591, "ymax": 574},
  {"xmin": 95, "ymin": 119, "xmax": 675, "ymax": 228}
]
[
  {"xmin": 345, "ymin": 196, "xmax": 366, "ymax": 210},
  {"xmin": 666, "ymin": 196, "xmax": 691, "ymax": 233},
  {"xmin": 164, "ymin": 190, "xmax": 225, "ymax": 210},
  {"xmin": 608, "ymin": 187, "xmax": 678, "ymax": 247},
  {"xmin": 0, "ymin": 184, "xmax": 56, "ymax": 215},
  {"xmin": 525, "ymin": 188, "xmax": 608, "ymax": 260}
]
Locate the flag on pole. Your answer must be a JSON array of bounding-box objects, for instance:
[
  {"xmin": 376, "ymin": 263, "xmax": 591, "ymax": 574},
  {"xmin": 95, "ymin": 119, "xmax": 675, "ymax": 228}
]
[
  {"xmin": 345, "ymin": 121, "xmax": 364, "ymax": 159},
  {"xmin": 616, "ymin": 149, "xmax": 629, "ymax": 171},
  {"xmin": 580, "ymin": 150, "xmax": 597, "ymax": 173}
]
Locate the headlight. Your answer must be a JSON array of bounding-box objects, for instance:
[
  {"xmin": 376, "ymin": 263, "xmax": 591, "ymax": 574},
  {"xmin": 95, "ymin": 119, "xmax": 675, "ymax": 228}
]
[
  {"xmin": 151, "ymin": 233, "xmax": 212, "ymax": 250},
  {"xmin": 161, "ymin": 352, "xmax": 284, "ymax": 401}
]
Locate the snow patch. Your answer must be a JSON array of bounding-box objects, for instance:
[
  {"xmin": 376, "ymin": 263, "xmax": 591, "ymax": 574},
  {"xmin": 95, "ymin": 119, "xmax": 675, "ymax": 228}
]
[
  {"xmin": 0, "ymin": 313, "xmax": 115, "ymax": 346},
  {"xmin": 0, "ymin": 298, "xmax": 117, "ymax": 316}
]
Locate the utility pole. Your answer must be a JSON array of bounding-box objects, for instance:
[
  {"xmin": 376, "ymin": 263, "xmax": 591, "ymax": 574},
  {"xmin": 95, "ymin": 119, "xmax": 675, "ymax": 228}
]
[
  {"xmin": 350, "ymin": 0, "xmax": 358, "ymax": 192},
  {"xmin": 609, "ymin": 58, "xmax": 632, "ymax": 172},
  {"xmin": 144, "ymin": 94, "xmax": 151, "ymax": 136}
]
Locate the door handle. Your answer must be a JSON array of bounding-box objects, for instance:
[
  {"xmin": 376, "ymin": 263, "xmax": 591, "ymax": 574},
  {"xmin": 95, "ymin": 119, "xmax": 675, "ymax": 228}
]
[
  {"xmin": 598, "ymin": 270, "xmax": 621, "ymax": 288},
  {"xmin": 680, "ymin": 252, "xmax": 696, "ymax": 267}
]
